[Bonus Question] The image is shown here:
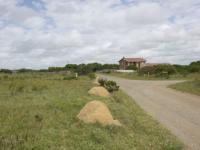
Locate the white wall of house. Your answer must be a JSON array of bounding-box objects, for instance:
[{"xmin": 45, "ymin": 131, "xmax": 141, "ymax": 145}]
[{"xmin": 116, "ymin": 70, "xmax": 135, "ymax": 73}]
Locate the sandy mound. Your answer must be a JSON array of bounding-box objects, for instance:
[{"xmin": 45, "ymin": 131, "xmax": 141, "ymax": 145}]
[
  {"xmin": 93, "ymin": 76, "xmax": 100, "ymax": 85},
  {"xmin": 88, "ymin": 86, "xmax": 110, "ymax": 97},
  {"xmin": 77, "ymin": 100, "xmax": 121, "ymax": 126}
]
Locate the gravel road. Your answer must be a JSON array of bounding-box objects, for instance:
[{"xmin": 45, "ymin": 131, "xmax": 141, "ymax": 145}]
[{"xmin": 100, "ymin": 75, "xmax": 200, "ymax": 150}]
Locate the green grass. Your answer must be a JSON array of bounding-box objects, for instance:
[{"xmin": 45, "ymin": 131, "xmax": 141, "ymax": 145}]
[
  {"xmin": 169, "ymin": 80, "xmax": 200, "ymax": 96},
  {"xmin": 0, "ymin": 73, "xmax": 184, "ymax": 150},
  {"xmin": 103, "ymin": 72, "xmax": 200, "ymax": 80}
]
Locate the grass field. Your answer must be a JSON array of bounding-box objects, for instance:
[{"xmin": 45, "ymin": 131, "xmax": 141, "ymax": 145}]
[
  {"xmin": 169, "ymin": 80, "xmax": 200, "ymax": 96},
  {"xmin": 103, "ymin": 72, "xmax": 200, "ymax": 80},
  {"xmin": 0, "ymin": 73, "xmax": 183, "ymax": 150}
]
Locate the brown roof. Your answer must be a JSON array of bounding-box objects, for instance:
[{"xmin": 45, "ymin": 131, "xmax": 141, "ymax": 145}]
[{"xmin": 119, "ymin": 57, "xmax": 146, "ymax": 63}]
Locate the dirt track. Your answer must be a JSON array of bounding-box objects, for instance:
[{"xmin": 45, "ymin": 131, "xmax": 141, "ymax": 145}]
[{"xmin": 100, "ymin": 75, "xmax": 200, "ymax": 150}]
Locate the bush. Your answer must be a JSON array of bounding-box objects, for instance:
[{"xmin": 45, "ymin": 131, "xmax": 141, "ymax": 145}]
[
  {"xmin": 63, "ymin": 76, "xmax": 77, "ymax": 80},
  {"xmin": 126, "ymin": 65, "xmax": 137, "ymax": 70},
  {"xmin": 139, "ymin": 66, "xmax": 156, "ymax": 75},
  {"xmin": 155, "ymin": 64, "xmax": 177, "ymax": 76},
  {"xmin": 63, "ymin": 73, "xmax": 77, "ymax": 80},
  {"xmin": 104, "ymin": 80, "xmax": 119, "ymax": 92},
  {"xmin": 88, "ymin": 73, "xmax": 96, "ymax": 79},
  {"xmin": 98, "ymin": 78, "xmax": 119, "ymax": 92},
  {"xmin": 98, "ymin": 78, "xmax": 107, "ymax": 86},
  {"xmin": 0, "ymin": 69, "xmax": 12, "ymax": 74}
]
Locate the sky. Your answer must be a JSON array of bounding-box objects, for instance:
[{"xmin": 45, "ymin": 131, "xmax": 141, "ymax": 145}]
[{"xmin": 0, "ymin": 0, "xmax": 200, "ymax": 69}]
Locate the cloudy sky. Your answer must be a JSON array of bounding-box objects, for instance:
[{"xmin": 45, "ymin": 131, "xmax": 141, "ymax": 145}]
[{"xmin": 0, "ymin": 0, "xmax": 200, "ymax": 69}]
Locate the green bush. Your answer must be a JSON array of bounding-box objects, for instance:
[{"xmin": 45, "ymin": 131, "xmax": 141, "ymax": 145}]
[
  {"xmin": 98, "ymin": 78, "xmax": 119, "ymax": 92},
  {"xmin": 104, "ymin": 80, "xmax": 119, "ymax": 92},
  {"xmin": 98, "ymin": 78, "xmax": 107, "ymax": 86},
  {"xmin": 139, "ymin": 66, "xmax": 156, "ymax": 75},
  {"xmin": 63, "ymin": 73, "xmax": 77, "ymax": 80},
  {"xmin": 88, "ymin": 73, "xmax": 96, "ymax": 79},
  {"xmin": 155, "ymin": 64, "xmax": 177, "ymax": 76},
  {"xmin": 126, "ymin": 65, "xmax": 137, "ymax": 70},
  {"xmin": 0, "ymin": 69, "xmax": 12, "ymax": 74}
]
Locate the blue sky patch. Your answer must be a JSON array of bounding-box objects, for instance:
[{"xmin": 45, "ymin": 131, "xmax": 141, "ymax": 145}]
[
  {"xmin": 168, "ymin": 16, "xmax": 176, "ymax": 23},
  {"xmin": 18, "ymin": 0, "xmax": 45, "ymax": 11},
  {"xmin": 121, "ymin": 0, "xmax": 137, "ymax": 5}
]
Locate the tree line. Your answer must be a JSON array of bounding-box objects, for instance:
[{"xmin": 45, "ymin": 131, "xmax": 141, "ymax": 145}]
[
  {"xmin": 0, "ymin": 63, "xmax": 119, "ymax": 75},
  {"xmin": 0, "ymin": 61, "xmax": 199, "ymax": 75},
  {"xmin": 139, "ymin": 61, "xmax": 200, "ymax": 77}
]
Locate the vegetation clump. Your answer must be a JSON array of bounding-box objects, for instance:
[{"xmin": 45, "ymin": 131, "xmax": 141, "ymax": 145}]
[
  {"xmin": 88, "ymin": 73, "xmax": 96, "ymax": 79},
  {"xmin": 126, "ymin": 65, "xmax": 137, "ymax": 70},
  {"xmin": 98, "ymin": 78, "xmax": 119, "ymax": 92},
  {"xmin": 63, "ymin": 75, "xmax": 77, "ymax": 80}
]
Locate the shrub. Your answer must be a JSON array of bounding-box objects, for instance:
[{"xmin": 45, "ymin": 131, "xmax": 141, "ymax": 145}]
[
  {"xmin": 0, "ymin": 69, "xmax": 12, "ymax": 74},
  {"xmin": 139, "ymin": 66, "xmax": 156, "ymax": 75},
  {"xmin": 63, "ymin": 73, "xmax": 77, "ymax": 80},
  {"xmin": 155, "ymin": 64, "xmax": 177, "ymax": 76},
  {"xmin": 104, "ymin": 80, "xmax": 119, "ymax": 92},
  {"xmin": 98, "ymin": 78, "xmax": 107, "ymax": 86},
  {"xmin": 126, "ymin": 65, "xmax": 137, "ymax": 70},
  {"xmin": 98, "ymin": 78, "xmax": 119, "ymax": 92},
  {"xmin": 88, "ymin": 73, "xmax": 96, "ymax": 79}
]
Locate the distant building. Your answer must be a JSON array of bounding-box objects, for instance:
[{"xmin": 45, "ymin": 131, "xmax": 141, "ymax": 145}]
[{"xmin": 119, "ymin": 57, "xmax": 146, "ymax": 70}]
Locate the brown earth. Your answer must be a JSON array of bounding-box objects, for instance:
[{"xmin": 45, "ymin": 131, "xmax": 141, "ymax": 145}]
[
  {"xmin": 77, "ymin": 100, "xmax": 121, "ymax": 126},
  {"xmin": 88, "ymin": 86, "xmax": 110, "ymax": 97}
]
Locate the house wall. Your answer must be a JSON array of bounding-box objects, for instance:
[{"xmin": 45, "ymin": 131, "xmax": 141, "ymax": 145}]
[
  {"xmin": 119, "ymin": 60, "xmax": 145, "ymax": 70},
  {"xmin": 119, "ymin": 60, "xmax": 126, "ymax": 70}
]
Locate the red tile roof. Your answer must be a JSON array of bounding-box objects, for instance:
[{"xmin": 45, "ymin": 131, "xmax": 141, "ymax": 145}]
[{"xmin": 119, "ymin": 57, "xmax": 146, "ymax": 62}]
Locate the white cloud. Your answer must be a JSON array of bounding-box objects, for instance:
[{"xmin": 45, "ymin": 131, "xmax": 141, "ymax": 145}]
[
  {"xmin": 23, "ymin": 17, "xmax": 45, "ymax": 29},
  {"xmin": 0, "ymin": 0, "xmax": 199, "ymax": 69}
]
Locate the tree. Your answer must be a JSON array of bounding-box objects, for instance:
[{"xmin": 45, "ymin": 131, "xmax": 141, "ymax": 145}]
[
  {"xmin": 48, "ymin": 67, "xmax": 65, "ymax": 72},
  {"xmin": 126, "ymin": 65, "xmax": 137, "ymax": 70},
  {"xmin": 155, "ymin": 64, "xmax": 177, "ymax": 75},
  {"xmin": 188, "ymin": 61, "xmax": 200, "ymax": 72},
  {"xmin": 139, "ymin": 66, "xmax": 156, "ymax": 75},
  {"xmin": 0, "ymin": 69, "xmax": 12, "ymax": 74},
  {"xmin": 65, "ymin": 64, "xmax": 78, "ymax": 71}
]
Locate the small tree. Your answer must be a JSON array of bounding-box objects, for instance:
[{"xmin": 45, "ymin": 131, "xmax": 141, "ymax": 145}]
[
  {"xmin": 155, "ymin": 64, "xmax": 177, "ymax": 76},
  {"xmin": 139, "ymin": 66, "xmax": 156, "ymax": 75},
  {"xmin": 126, "ymin": 65, "xmax": 137, "ymax": 70}
]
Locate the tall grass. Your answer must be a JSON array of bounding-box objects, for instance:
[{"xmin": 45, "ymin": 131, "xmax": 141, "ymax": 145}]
[{"xmin": 0, "ymin": 73, "xmax": 183, "ymax": 150}]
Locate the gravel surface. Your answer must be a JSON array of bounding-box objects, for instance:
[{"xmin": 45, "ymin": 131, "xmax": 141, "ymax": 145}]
[{"xmin": 100, "ymin": 75, "xmax": 200, "ymax": 150}]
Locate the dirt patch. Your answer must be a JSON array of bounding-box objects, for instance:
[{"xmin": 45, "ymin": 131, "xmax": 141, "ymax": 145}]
[
  {"xmin": 88, "ymin": 86, "xmax": 110, "ymax": 97},
  {"xmin": 77, "ymin": 100, "xmax": 121, "ymax": 126}
]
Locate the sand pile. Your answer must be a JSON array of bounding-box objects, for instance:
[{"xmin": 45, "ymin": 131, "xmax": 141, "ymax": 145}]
[
  {"xmin": 93, "ymin": 76, "xmax": 100, "ymax": 85},
  {"xmin": 88, "ymin": 86, "xmax": 110, "ymax": 97},
  {"xmin": 77, "ymin": 100, "xmax": 121, "ymax": 126}
]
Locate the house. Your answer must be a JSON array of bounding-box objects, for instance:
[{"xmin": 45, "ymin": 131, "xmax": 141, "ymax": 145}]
[{"xmin": 119, "ymin": 57, "xmax": 146, "ymax": 70}]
